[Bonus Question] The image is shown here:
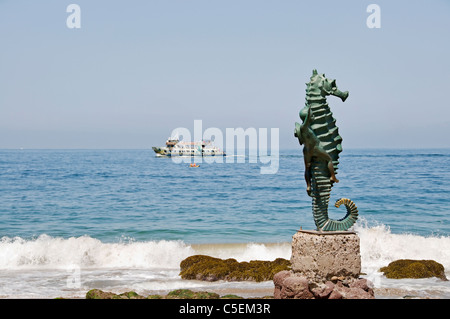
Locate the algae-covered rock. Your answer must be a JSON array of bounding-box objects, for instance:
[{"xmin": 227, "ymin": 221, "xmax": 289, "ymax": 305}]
[
  {"xmin": 119, "ymin": 291, "xmax": 146, "ymax": 299},
  {"xmin": 86, "ymin": 289, "xmax": 117, "ymax": 299},
  {"xmin": 179, "ymin": 255, "xmax": 291, "ymax": 282},
  {"xmin": 220, "ymin": 294, "xmax": 244, "ymax": 299},
  {"xmin": 166, "ymin": 289, "xmax": 220, "ymax": 299},
  {"xmin": 86, "ymin": 289, "xmax": 221, "ymax": 299},
  {"xmin": 84, "ymin": 288, "xmax": 250, "ymax": 299},
  {"xmin": 86, "ymin": 289, "xmax": 146, "ymax": 299},
  {"xmin": 379, "ymin": 259, "xmax": 447, "ymax": 281}
]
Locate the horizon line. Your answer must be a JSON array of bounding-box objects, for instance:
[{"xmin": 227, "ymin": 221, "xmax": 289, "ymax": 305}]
[{"xmin": 1, "ymin": 147, "xmax": 450, "ymax": 151}]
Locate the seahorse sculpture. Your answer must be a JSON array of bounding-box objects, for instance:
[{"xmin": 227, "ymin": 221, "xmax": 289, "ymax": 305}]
[{"xmin": 294, "ymin": 70, "xmax": 358, "ymax": 231}]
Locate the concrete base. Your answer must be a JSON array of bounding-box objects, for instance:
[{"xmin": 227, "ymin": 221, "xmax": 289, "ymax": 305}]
[{"xmin": 290, "ymin": 230, "xmax": 361, "ymax": 283}]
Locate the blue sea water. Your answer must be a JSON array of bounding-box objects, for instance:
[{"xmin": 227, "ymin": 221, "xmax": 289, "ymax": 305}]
[
  {"xmin": 1, "ymin": 148, "xmax": 449, "ymax": 242},
  {"xmin": 0, "ymin": 148, "xmax": 449, "ymax": 298}
]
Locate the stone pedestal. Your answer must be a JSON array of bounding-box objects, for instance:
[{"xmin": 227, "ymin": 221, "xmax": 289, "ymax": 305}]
[
  {"xmin": 290, "ymin": 230, "xmax": 361, "ymax": 283},
  {"xmin": 273, "ymin": 230, "xmax": 374, "ymax": 299}
]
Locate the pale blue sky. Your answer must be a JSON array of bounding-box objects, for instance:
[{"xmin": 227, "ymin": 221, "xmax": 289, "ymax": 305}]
[{"xmin": 0, "ymin": 0, "xmax": 449, "ymax": 149}]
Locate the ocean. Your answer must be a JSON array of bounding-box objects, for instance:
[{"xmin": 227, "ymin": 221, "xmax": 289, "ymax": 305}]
[{"xmin": 0, "ymin": 148, "xmax": 449, "ymax": 299}]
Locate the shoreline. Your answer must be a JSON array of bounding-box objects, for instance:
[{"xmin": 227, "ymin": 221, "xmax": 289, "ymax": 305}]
[
  {"xmin": 52, "ymin": 286, "xmax": 448, "ymax": 300},
  {"xmin": 0, "ymin": 233, "xmax": 449, "ymax": 299},
  {"xmin": 1, "ymin": 276, "xmax": 447, "ymax": 300}
]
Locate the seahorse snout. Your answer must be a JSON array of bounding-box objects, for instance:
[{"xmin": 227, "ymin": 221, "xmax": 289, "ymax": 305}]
[{"xmin": 332, "ymin": 89, "xmax": 349, "ymax": 102}]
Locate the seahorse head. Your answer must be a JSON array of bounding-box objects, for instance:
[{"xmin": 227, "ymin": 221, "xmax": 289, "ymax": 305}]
[{"xmin": 309, "ymin": 69, "xmax": 349, "ymax": 102}]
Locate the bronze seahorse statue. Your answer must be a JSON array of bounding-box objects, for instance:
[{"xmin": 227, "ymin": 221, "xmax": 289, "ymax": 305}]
[{"xmin": 294, "ymin": 70, "xmax": 358, "ymax": 231}]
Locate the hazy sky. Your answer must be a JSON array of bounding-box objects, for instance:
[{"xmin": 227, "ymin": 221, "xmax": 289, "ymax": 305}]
[{"xmin": 1, "ymin": 0, "xmax": 449, "ymax": 149}]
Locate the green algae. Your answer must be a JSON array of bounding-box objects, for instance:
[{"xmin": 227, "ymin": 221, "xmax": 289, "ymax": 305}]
[
  {"xmin": 379, "ymin": 259, "xmax": 447, "ymax": 281},
  {"xmin": 166, "ymin": 289, "xmax": 220, "ymax": 299},
  {"xmin": 220, "ymin": 294, "xmax": 244, "ymax": 299},
  {"xmin": 179, "ymin": 255, "xmax": 291, "ymax": 282},
  {"xmin": 84, "ymin": 255, "xmax": 291, "ymax": 300},
  {"xmin": 85, "ymin": 288, "xmax": 249, "ymax": 299},
  {"xmin": 86, "ymin": 289, "xmax": 146, "ymax": 299}
]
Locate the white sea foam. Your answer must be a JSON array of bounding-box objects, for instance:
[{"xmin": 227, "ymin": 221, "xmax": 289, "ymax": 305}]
[
  {"xmin": 2, "ymin": 222, "xmax": 448, "ymax": 273},
  {"xmin": 1, "ymin": 222, "xmax": 449, "ymax": 298},
  {"xmin": 190, "ymin": 242, "xmax": 292, "ymax": 262},
  {"xmin": 0, "ymin": 236, "xmax": 290, "ymax": 298},
  {"xmin": 354, "ymin": 219, "xmax": 450, "ymax": 275},
  {"xmin": 0, "ymin": 235, "xmax": 195, "ymax": 270},
  {"xmin": 0, "ymin": 235, "xmax": 292, "ymax": 271},
  {"xmin": 354, "ymin": 219, "xmax": 450, "ymax": 298}
]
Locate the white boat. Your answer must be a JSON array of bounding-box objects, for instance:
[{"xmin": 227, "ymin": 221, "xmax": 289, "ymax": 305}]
[{"xmin": 152, "ymin": 136, "xmax": 226, "ymax": 157}]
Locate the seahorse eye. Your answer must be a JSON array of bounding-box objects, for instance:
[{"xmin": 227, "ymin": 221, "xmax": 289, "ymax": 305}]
[{"xmin": 331, "ymin": 80, "xmax": 337, "ymax": 89}]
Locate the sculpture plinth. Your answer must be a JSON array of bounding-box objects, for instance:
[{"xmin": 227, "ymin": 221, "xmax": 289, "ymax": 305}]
[
  {"xmin": 273, "ymin": 230, "xmax": 373, "ymax": 299},
  {"xmin": 290, "ymin": 230, "xmax": 361, "ymax": 283}
]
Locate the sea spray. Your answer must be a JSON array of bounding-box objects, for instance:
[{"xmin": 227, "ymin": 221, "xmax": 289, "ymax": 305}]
[
  {"xmin": 190, "ymin": 242, "xmax": 291, "ymax": 262},
  {"xmin": 354, "ymin": 218, "xmax": 450, "ymax": 276},
  {"xmin": 0, "ymin": 236, "xmax": 292, "ymax": 270},
  {"xmin": 353, "ymin": 219, "xmax": 450, "ymax": 297},
  {"xmin": 1, "ymin": 223, "xmax": 450, "ymax": 298},
  {"xmin": 2, "ymin": 225, "xmax": 449, "ymax": 275},
  {"xmin": 0, "ymin": 236, "xmax": 291, "ymax": 298},
  {"xmin": 0, "ymin": 235, "xmax": 195, "ymax": 269}
]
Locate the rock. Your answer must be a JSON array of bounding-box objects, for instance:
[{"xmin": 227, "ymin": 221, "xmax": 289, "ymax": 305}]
[
  {"xmin": 86, "ymin": 289, "xmax": 116, "ymax": 299},
  {"xmin": 273, "ymin": 231, "xmax": 374, "ymax": 299},
  {"xmin": 311, "ymin": 281, "xmax": 335, "ymax": 299},
  {"xmin": 328, "ymin": 288, "xmax": 343, "ymax": 299},
  {"xmin": 85, "ymin": 288, "xmax": 243, "ymax": 299},
  {"xmin": 380, "ymin": 259, "xmax": 447, "ymax": 281},
  {"xmin": 220, "ymin": 294, "xmax": 245, "ymax": 299},
  {"xmin": 344, "ymin": 287, "xmax": 374, "ymax": 299},
  {"xmin": 166, "ymin": 289, "xmax": 220, "ymax": 299},
  {"xmin": 179, "ymin": 255, "xmax": 291, "ymax": 282},
  {"xmin": 330, "ymin": 276, "xmax": 345, "ymax": 282},
  {"xmin": 273, "ymin": 271, "xmax": 375, "ymax": 299},
  {"xmin": 86, "ymin": 289, "xmax": 146, "ymax": 299},
  {"xmin": 350, "ymin": 278, "xmax": 374, "ymax": 291},
  {"xmin": 120, "ymin": 291, "xmax": 145, "ymax": 299},
  {"xmin": 280, "ymin": 275, "xmax": 314, "ymax": 299},
  {"xmin": 273, "ymin": 271, "xmax": 291, "ymax": 299},
  {"xmin": 273, "ymin": 270, "xmax": 291, "ymax": 287}
]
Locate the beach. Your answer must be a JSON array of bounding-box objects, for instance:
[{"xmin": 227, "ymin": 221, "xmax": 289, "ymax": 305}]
[
  {"xmin": 1, "ymin": 0, "xmax": 450, "ymax": 302},
  {"xmin": 0, "ymin": 221, "xmax": 449, "ymax": 299}
]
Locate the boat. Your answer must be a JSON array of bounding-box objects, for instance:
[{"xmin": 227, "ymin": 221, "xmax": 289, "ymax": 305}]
[{"xmin": 152, "ymin": 135, "xmax": 226, "ymax": 157}]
